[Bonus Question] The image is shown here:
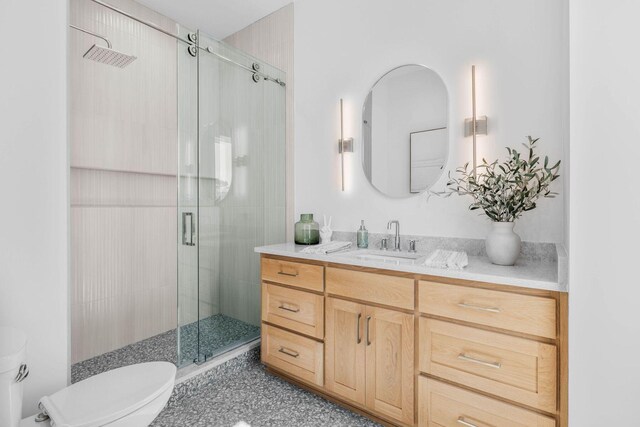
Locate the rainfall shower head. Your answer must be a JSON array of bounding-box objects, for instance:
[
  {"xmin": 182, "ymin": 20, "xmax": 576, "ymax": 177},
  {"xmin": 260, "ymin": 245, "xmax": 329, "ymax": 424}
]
[
  {"xmin": 83, "ymin": 44, "xmax": 137, "ymax": 68},
  {"xmin": 70, "ymin": 24, "xmax": 137, "ymax": 68}
]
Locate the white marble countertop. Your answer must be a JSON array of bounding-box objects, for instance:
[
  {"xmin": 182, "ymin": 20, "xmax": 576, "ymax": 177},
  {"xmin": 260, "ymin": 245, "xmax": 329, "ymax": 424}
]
[{"xmin": 255, "ymin": 243, "xmax": 568, "ymax": 293}]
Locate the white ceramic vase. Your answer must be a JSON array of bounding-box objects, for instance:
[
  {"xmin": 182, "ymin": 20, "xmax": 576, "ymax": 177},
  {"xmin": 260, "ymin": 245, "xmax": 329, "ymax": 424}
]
[{"xmin": 485, "ymin": 222, "xmax": 521, "ymax": 266}]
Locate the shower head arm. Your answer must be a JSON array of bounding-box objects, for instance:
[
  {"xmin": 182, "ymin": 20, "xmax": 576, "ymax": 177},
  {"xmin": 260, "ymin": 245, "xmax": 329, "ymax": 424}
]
[{"xmin": 69, "ymin": 24, "xmax": 112, "ymax": 49}]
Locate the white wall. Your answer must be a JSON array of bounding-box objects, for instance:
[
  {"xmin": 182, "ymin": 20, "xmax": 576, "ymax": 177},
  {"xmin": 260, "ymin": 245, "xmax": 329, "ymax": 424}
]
[
  {"xmin": 294, "ymin": 0, "xmax": 568, "ymax": 242},
  {"xmin": 569, "ymin": 0, "xmax": 640, "ymax": 424},
  {"xmin": 0, "ymin": 0, "xmax": 69, "ymax": 416}
]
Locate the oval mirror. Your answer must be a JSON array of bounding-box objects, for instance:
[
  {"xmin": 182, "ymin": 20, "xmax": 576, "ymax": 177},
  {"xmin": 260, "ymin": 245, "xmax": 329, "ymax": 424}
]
[{"xmin": 362, "ymin": 65, "xmax": 448, "ymax": 197}]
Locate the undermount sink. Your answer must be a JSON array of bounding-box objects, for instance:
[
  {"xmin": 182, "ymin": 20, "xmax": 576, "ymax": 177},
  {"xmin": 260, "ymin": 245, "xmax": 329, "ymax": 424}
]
[{"xmin": 332, "ymin": 249, "xmax": 427, "ymax": 265}]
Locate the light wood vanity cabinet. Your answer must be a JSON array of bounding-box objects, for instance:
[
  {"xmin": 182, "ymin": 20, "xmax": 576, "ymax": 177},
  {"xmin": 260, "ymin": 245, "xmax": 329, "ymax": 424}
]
[
  {"xmin": 260, "ymin": 255, "xmax": 568, "ymax": 427},
  {"xmin": 325, "ymin": 297, "xmax": 415, "ymax": 425}
]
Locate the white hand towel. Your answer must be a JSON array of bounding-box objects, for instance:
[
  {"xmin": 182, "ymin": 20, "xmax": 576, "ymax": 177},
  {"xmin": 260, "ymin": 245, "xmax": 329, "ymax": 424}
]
[
  {"xmin": 424, "ymin": 249, "xmax": 468, "ymax": 270},
  {"xmin": 300, "ymin": 241, "xmax": 352, "ymax": 254}
]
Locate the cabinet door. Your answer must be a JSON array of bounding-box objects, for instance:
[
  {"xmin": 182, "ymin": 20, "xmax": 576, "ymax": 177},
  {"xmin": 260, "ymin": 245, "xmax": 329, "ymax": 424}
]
[
  {"xmin": 365, "ymin": 305, "xmax": 414, "ymax": 425},
  {"xmin": 325, "ymin": 297, "xmax": 366, "ymax": 405}
]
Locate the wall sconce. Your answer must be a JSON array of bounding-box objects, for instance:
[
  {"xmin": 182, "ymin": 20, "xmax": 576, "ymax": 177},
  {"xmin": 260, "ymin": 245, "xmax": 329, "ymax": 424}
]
[
  {"xmin": 338, "ymin": 98, "xmax": 354, "ymax": 191},
  {"xmin": 464, "ymin": 65, "xmax": 488, "ymax": 174}
]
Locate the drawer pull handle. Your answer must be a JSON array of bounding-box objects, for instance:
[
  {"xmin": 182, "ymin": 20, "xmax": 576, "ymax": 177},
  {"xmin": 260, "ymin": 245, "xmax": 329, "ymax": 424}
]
[
  {"xmin": 366, "ymin": 316, "xmax": 372, "ymax": 346},
  {"xmin": 458, "ymin": 353, "xmax": 502, "ymax": 369},
  {"xmin": 356, "ymin": 313, "xmax": 362, "ymax": 344},
  {"xmin": 278, "ymin": 347, "xmax": 299, "ymax": 358},
  {"xmin": 457, "ymin": 302, "xmax": 500, "ymax": 313},
  {"xmin": 457, "ymin": 417, "xmax": 483, "ymax": 427},
  {"xmin": 278, "ymin": 303, "xmax": 300, "ymax": 313},
  {"xmin": 277, "ymin": 271, "xmax": 299, "ymax": 277}
]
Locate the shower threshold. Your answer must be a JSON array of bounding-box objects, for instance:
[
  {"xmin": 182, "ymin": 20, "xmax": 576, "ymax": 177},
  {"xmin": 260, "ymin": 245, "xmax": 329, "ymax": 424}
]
[{"xmin": 71, "ymin": 314, "xmax": 259, "ymax": 383}]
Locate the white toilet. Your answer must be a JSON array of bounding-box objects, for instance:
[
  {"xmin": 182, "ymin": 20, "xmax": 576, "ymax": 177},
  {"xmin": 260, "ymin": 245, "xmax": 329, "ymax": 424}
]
[{"xmin": 1, "ymin": 327, "xmax": 176, "ymax": 427}]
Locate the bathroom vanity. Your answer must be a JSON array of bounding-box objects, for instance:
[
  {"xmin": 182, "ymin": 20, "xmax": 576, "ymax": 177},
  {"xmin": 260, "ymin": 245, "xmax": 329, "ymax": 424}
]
[{"xmin": 256, "ymin": 244, "xmax": 567, "ymax": 427}]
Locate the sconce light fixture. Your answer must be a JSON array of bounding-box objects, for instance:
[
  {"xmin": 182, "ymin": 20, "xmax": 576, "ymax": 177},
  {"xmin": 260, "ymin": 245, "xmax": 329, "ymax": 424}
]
[
  {"xmin": 464, "ymin": 65, "xmax": 488, "ymax": 174},
  {"xmin": 338, "ymin": 98, "xmax": 354, "ymax": 191}
]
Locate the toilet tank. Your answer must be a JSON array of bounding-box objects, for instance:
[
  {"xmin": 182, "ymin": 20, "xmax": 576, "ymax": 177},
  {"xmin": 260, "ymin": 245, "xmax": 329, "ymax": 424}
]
[{"xmin": 0, "ymin": 327, "xmax": 28, "ymax": 427}]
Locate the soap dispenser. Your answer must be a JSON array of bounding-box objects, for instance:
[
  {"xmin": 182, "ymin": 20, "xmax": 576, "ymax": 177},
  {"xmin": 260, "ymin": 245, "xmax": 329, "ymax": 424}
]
[{"xmin": 357, "ymin": 220, "xmax": 369, "ymax": 248}]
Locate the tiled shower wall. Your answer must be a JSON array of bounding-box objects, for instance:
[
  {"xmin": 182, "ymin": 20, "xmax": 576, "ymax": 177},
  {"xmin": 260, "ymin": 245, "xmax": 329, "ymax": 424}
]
[
  {"xmin": 221, "ymin": 5, "xmax": 293, "ymax": 326},
  {"xmin": 224, "ymin": 3, "xmax": 295, "ymax": 242},
  {"xmin": 69, "ymin": 0, "xmax": 179, "ymax": 363}
]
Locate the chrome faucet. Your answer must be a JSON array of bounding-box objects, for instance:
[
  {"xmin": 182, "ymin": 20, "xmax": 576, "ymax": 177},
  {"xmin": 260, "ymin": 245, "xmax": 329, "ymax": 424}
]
[{"xmin": 387, "ymin": 220, "xmax": 400, "ymax": 251}]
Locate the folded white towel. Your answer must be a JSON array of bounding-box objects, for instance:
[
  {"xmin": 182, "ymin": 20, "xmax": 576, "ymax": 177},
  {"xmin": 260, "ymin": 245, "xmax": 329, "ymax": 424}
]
[
  {"xmin": 300, "ymin": 241, "xmax": 352, "ymax": 254},
  {"xmin": 424, "ymin": 249, "xmax": 469, "ymax": 270}
]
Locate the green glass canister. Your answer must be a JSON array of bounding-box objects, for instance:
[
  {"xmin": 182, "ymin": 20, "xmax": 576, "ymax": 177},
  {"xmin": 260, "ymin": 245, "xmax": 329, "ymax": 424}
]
[{"xmin": 294, "ymin": 213, "xmax": 320, "ymax": 245}]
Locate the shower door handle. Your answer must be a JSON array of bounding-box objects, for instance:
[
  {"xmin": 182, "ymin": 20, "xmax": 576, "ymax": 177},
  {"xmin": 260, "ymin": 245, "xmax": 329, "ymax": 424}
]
[{"xmin": 182, "ymin": 212, "xmax": 195, "ymax": 246}]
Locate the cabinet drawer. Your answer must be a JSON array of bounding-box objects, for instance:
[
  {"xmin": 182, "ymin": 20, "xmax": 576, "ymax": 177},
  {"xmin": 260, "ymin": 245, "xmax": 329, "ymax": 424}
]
[
  {"xmin": 261, "ymin": 324, "xmax": 324, "ymax": 386},
  {"xmin": 419, "ymin": 281, "xmax": 556, "ymax": 339},
  {"xmin": 326, "ymin": 267, "xmax": 414, "ymax": 311},
  {"xmin": 262, "ymin": 283, "xmax": 324, "ymax": 339},
  {"xmin": 420, "ymin": 319, "xmax": 557, "ymax": 413},
  {"xmin": 261, "ymin": 257, "xmax": 324, "ymax": 292},
  {"xmin": 418, "ymin": 377, "xmax": 555, "ymax": 427}
]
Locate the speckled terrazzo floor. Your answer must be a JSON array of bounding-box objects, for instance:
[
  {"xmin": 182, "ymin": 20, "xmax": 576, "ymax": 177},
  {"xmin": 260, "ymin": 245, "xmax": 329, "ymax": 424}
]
[
  {"xmin": 153, "ymin": 348, "xmax": 381, "ymax": 427},
  {"xmin": 72, "ymin": 314, "xmax": 259, "ymax": 383},
  {"xmin": 71, "ymin": 319, "xmax": 377, "ymax": 426}
]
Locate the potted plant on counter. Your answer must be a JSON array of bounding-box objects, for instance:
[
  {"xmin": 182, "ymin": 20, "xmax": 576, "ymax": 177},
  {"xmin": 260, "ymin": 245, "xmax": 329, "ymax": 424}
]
[{"xmin": 436, "ymin": 136, "xmax": 561, "ymax": 266}]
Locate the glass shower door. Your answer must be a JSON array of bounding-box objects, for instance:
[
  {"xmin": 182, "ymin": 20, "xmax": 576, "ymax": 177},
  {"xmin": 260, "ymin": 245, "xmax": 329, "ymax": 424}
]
[
  {"xmin": 177, "ymin": 28, "xmax": 286, "ymax": 366},
  {"xmin": 195, "ymin": 30, "xmax": 286, "ymax": 361}
]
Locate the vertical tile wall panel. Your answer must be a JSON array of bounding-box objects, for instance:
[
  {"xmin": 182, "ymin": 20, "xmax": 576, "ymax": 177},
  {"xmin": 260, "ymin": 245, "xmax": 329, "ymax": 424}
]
[
  {"xmin": 70, "ymin": 0, "xmax": 178, "ymax": 175},
  {"xmin": 220, "ymin": 4, "xmax": 291, "ymax": 328},
  {"xmin": 70, "ymin": 206, "xmax": 177, "ymax": 363},
  {"xmin": 69, "ymin": 0, "xmax": 179, "ymax": 363},
  {"xmin": 224, "ymin": 4, "xmax": 294, "ymax": 241}
]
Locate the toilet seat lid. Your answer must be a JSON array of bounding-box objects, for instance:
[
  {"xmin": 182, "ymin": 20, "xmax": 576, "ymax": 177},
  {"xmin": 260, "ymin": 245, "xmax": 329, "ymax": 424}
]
[{"xmin": 40, "ymin": 361, "xmax": 176, "ymax": 427}]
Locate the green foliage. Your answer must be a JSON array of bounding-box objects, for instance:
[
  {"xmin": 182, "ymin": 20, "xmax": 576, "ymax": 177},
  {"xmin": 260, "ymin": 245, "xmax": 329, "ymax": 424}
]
[{"xmin": 434, "ymin": 136, "xmax": 561, "ymax": 222}]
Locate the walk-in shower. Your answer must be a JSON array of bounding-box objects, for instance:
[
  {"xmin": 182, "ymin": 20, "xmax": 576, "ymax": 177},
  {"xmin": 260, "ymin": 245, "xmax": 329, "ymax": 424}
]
[{"xmin": 69, "ymin": 0, "xmax": 285, "ymax": 380}]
